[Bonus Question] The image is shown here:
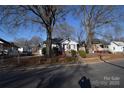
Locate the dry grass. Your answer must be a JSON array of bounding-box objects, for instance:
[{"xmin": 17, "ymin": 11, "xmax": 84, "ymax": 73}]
[
  {"xmin": 83, "ymin": 53, "xmax": 124, "ymax": 63},
  {"xmin": 0, "ymin": 55, "xmax": 78, "ymax": 68}
]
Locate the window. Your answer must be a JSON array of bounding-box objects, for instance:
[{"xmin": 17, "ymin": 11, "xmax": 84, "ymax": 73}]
[{"xmin": 113, "ymin": 47, "xmax": 115, "ymax": 50}]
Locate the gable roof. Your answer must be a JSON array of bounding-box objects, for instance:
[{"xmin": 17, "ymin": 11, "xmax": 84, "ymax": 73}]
[
  {"xmin": 91, "ymin": 39, "xmax": 109, "ymax": 45},
  {"xmin": 62, "ymin": 39, "xmax": 78, "ymax": 44},
  {"xmin": 112, "ymin": 41, "xmax": 124, "ymax": 46},
  {"xmin": 43, "ymin": 38, "xmax": 63, "ymax": 44},
  {"xmin": 0, "ymin": 38, "xmax": 19, "ymax": 48}
]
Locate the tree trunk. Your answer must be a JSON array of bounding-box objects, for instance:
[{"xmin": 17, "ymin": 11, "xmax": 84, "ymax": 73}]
[
  {"xmin": 86, "ymin": 27, "xmax": 93, "ymax": 53},
  {"xmin": 86, "ymin": 33, "xmax": 92, "ymax": 53},
  {"xmin": 46, "ymin": 28, "xmax": 52, "ymax": 58}
]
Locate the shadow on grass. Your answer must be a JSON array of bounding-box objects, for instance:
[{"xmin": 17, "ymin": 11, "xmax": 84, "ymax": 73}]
[
  {"xmin": 0, "ymin": 64, "xmax": 85, "ymax": 88},
  {"xmin": 37, "ymin": 64, "xmax": 82, "ymax": 88},
  {"xmin": 0, "ymin": 66, "xmax": 63, "ymax": 88},
  {"xmin": 99, "ymin": 55, "xmax": 124, "ymax": 69}
]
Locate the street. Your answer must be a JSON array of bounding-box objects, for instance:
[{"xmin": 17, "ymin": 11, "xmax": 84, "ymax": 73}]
[{"xmin": 0, "ymin": 59, "xmax": 124, "ymax": 88}]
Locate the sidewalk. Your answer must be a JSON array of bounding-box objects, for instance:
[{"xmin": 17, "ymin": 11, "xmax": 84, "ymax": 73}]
[{"xmin": 81, "ymin": 54, "xmax": 124, "ymax": 64}]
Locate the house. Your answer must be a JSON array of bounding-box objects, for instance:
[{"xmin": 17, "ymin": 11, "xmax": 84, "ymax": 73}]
[
  {"xmin": 43, "ymin": 38, "xmax": 63, "ymax": 48},
  {"xmin": 43, "ymin": 38, "xmax": 78, "ymax": 54},
  {"xmin": 108, "ymin": 41, "xmax": 124, "ymax": 53},
  {"xmin": 43, "ymin": 38, "xmax": 63, "ymax": 55},
  {"xmin": 8, "ymin": 43, "xmax": 19, "ymax": 56},
  {"xmin": 91, "ymin": 39, "xmax": 109, "ymax": 53},
  {"xmin": 32, "ymin": 43, "xmax": 43, "ymax": 56},
  {"xmin": 62, "ymin": 39, "xmax": 78, "ymax": 51},
  {"xmin": 78, "ymin": 41, "xmax": 86, "ymax": 52},
  {"xmin": 17, "ymin": 46, "xmax": 32, "ymax": 56},
  {"xmin": 0, "ymin": 38, "xmax": 19, "ymax": 56},
  {"xmin": 0, "ymin": 38, "xmax": 10, "ymax": 55}
]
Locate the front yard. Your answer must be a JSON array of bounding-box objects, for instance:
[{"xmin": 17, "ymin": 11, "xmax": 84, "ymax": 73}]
[{"xmin": 0, "ymin": 53, "xmax": 124, "ymax": 71}]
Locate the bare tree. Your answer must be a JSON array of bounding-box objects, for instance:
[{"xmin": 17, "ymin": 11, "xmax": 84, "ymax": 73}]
[
  {"xmin": 30, "ymin": 35, "xmax": 43, "ymax": 47},
  {"xmin": 14, "ymin": 38, "xmax": 30, "ymax": 48},
  {"xmin": 76, "ymin": 29, "xmax": 85, "ymax": 46},
  {"xmin": 0, "ymin": 5, "xmax": 68, "ymax": 57},
  {"xmin": 52, "ymin": 22, "xmax": 75, "ymax": 40},
  {"xmin": 78, "ymin": 6, "xmax": 117, "ymax": 53}
]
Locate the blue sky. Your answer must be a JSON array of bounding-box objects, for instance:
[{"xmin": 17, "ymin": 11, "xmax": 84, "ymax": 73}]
[
  {"xmin": 0, "ymin": 6, "xmax": 124, "ymax": 42},
  {"xmin": 0, "ymin": 6, "xmax": 81, "ymax": 42}
]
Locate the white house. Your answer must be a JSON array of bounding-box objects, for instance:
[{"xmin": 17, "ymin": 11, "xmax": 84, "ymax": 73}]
[
  {"xmin": 108, "ymin": 41, "xmax": 124, "ymax": 53},
  {"xmin": 62, "ymin": 39, "xmax": 78, "ymax": 51},
  {"xmin": 18, "ymin": 47, "xmax": 23, "ymax": 53},
  {"xmin": 42, "ymin": 38, "xmax": 78, "ymax": 55}
]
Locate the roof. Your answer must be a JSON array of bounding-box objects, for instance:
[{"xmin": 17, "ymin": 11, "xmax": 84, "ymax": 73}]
[
  {"xmin": 0, "ymin": 38, "xmax": 11, "ymax": 45},
  {"xmin": 43, "ymin": 38, "xmax": 63, "ymax": 44},
  {"xmin": 43, "ymin": 38, "xmax": 78, "ymax": 45},
  {"xmin": 52, "ymin": 38, "xmax": 63, "ymax": 44},
  {"xmin": 0, "ymin": 38, "xmax": 19, "ymax": 48},
  {"xmin": 62, "ymin": 39, "xmax": 78, "ymax": 44},
  {"xmin": 92, "ymin": 39, "xmax": 109, "ymax": 45},
  {"xmin": 112, "ymin": 41, "xmax": 124, "ymax": 46}
]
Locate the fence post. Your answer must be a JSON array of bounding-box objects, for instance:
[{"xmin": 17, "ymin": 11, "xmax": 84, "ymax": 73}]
[{"xmin": 17, "ymin": 52, "xmax": 20, "ymax": 64}]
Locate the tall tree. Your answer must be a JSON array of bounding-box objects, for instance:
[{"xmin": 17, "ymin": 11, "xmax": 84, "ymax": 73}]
[
  {"xmin": 78, "ymin": 6, "xmax": 117, "ymax": 53},
  {"xmin": 52, "ymin": 22, "xmax": 75, "ymax": 40},
  {"xmin": 0, "ymin": 5, "xmax": 68, "ymax": 57},
  {"xmin": 76, "ymin": 29, "xmax": 85, "ymax": 46},
  {"xmin": 14, "ymin": 38, "xmax": 31, "ymax": 51},
  {"xmin": 30, "ymin": 35, "xmax": 43, "ymax": 47}
]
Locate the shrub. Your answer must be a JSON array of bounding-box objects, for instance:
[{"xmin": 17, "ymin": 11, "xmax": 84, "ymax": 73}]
[
  {"xmin": 71, "ymin": 50, "xmax": 77, "ymax": 57},
  {"xmin": 78, "ymin": 50, "xmax": 86, "ymax": 58},
  {"xmin": 64, "ymin": 57, "xmax": 77, "ymax": 63},
  {"xmin": 42, "ymin": 47, "xmax": 46, "ymax": 56},
  {"xmin": 52, "ymin": 47, "xmax": 59, "ymax": 56}
]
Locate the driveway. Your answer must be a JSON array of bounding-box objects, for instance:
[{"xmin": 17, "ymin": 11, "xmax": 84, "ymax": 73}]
[{"xmin": 0, "ymin": 59, "xmax": 124, "ymax": 88}]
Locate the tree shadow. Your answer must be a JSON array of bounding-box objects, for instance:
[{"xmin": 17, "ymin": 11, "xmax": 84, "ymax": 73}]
[
  {"xmin": 0, "ymin": 66, "xmax": 63, "ymax": 88},
  {"xmin": 37, "ymin": 65, "xmax": 81, "ymax": 88},
  {"xmin": 99, "ymin": 55, "xmax": 124, "ymax": 69},
  {"xmin": 0, "ymin": 63, "xmax": 93, "ymax": 88}
]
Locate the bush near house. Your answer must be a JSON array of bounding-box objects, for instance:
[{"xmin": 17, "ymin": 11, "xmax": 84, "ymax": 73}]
[
  {"xmin": 64, "ymin": 57, "xmax": 78, "ymax": 63},
  {"xmin": 42, "ymin": 47, "xmax": 46, "ymax": 56},
  {"xmin": 52, "ymin": 47, "xmax": 59, "ymax": 56},
  {"xmin": 42, "ymin": 47, "xmax": 61, "ymax": 57},
  {"xmin": 78, "ymin": 50, "xmax": 86, "ymax": 58},
  {"xmin": 71, "ymin": 50, "xmax": 77, "ymax": 57}
]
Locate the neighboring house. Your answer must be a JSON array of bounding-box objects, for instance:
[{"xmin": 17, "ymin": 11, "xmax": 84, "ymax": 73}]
[
  {"xmin": 0, "ymin": 38, "xmax": 10, "ymax": 55},
  {"xmin": 108, "ymin": 41, "xmax": 124, "ymax": 53},
  {"xmin": 78, "ymin": 41, "xmax": 86, "ymax": 52},
  {"xmin": 0, "ymin": 38, "xmax": 19, "ymax": 56},
  {"xmin": 18, "ymin": 46, "xmax": 32, "ymax": 56},
  {"xmin": 32, "ymin": 43, "xmax": 43, "ymax": 56},
  {"xmin": 62, "ymin": 39, "xmax": 78, "ymax": 51},
  {"xmin": 91, "ymin": 39, "xmax": 109, "ymax": 53},
  {"xmin": 8, "ymin": 43, "xmax": 19, "ymax": 56}
]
